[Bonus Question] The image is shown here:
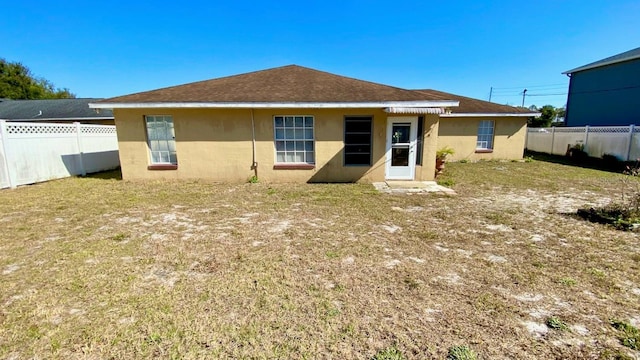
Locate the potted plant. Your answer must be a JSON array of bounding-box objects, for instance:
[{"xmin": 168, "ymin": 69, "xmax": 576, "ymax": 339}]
[{"xmin": 435, "ymin": 147, "xmax": 455, "ymax": 175}]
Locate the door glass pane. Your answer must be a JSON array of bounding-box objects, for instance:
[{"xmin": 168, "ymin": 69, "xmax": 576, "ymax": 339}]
[
  {"xmin": 391, "ymin": 124, "xmax": 410, "ymax": 144},
  {"xmin": 391, "ymin": 146, "xmax": 409, "ymax": 166}
]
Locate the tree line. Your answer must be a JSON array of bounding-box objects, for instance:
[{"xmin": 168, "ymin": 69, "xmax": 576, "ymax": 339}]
[
  {"xmin": 0, "ymin": 58, "xmax": 75, "ymax": 100},
  {"xmin": 520, "ymin": 104, "xmax": 566, "ymax": 128}
]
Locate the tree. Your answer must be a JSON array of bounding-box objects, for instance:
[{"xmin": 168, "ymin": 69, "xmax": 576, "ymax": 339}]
[
  {"xmin": 527, "ymin": 104, "xmax": 558, "ymax": 128},
  {"xmin": 0, "ymin": 58, "xmax": 75, "ymax": 99}
]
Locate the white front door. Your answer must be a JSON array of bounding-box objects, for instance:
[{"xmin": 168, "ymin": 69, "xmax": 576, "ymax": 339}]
[{"xmin": 385, "ymin": 116, "xmax": 418, "ymax": 180}]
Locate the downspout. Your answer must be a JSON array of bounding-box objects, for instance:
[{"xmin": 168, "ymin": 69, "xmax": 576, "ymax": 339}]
[{"xmin": 250, "ymin": 109, "xmax": 258, "ymax": 178}]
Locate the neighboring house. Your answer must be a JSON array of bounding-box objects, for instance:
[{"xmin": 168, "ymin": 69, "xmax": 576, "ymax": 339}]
[
  {"xmin": 90, "ymin": 65, "xmax": 536, "ymax": 183},
  {"xmin": 563, "ymin": 46, "xmax": 640, "ymax": 127},
  {"xmin": 0, "ymin": 98, "xmax": 114, "ymax": 125}
]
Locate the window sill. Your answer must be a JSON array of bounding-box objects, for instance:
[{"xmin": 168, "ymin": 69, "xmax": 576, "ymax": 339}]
[
  {"xmin": 273, "ymin": 164, "xmax": 315, "ymax": 170},
  {"xmin": 148, "ymin": 164, "xmax": 178, "ymax": 170},
  {"xmin": 475, "ymin": 149, "xmax": 494, "ymax": 154}
]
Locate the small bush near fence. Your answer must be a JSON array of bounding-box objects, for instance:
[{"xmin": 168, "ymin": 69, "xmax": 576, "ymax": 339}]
[{"xmin": 577, "ymin": 162, "xmax": 640, "ymax": 231}]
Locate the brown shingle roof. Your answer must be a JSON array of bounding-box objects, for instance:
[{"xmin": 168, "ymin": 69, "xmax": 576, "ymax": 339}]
[
  {"xmin": 99, "ymin": 65, "xmax": 449, "ymax": 103},
  {"xmin": 413, "ymin": 89, "xmax": 535, "ymax": 114}
]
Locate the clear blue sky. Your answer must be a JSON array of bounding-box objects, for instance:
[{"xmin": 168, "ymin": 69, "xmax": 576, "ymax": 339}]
[{"xmin": 2, "ymin": 1, "xmax": 639, "ymax": 108}]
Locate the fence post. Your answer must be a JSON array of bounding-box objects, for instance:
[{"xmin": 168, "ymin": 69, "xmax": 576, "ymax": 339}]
[
  {"xmin": 75, "ymin": 122, "xmax": 86, "ymax": 176},
  {"xmin": 0, "ymin": 120, "xmax": 16, "ymax": 188},
  {"xmin": 584, "ymin": 125, "xmax": 590, "ymax": 154},
  {"xmin": 627, "ymin": 124, "xmax": 635, "ymax": 161},
  {"xmin": 550, "ymin": 127, "xmax": 556, "ymax": 155}
]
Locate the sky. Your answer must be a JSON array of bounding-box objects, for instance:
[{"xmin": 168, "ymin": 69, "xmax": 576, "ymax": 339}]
[{"xmin": 2, "ymin": 1, "xmax": 639, "ymax": 108}]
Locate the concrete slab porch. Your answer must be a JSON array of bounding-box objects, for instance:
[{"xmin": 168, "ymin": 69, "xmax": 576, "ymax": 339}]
[{"xmin": 372, "ymin": 181, "xmax": 456, "ymax": 195}]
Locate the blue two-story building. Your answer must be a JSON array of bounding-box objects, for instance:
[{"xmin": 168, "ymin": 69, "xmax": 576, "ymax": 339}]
[{"xmin": 563, "ymin": 47, "xmax": 640, "ymax": 127}]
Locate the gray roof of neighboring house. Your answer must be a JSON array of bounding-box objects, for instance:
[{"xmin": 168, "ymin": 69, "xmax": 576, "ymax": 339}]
[
  {"xmin": 563, "ymin": 46, "xmax": 640, "ymax": 74},
  {"xmin": 0, "ymin": 98, "xmax": 113, "ymax": 121}
]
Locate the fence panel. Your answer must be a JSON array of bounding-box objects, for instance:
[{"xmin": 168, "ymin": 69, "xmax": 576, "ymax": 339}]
[
  {"xmin": 0, "ymin": 121, "xmax": 119, "ymax": 189},
  {"xmin": 526, "ymin": 125, "xmax": 638, "ymax": 161},
  {"xmin": 79, "ymin": 125, "xmax": 120, "ymax": 174}
]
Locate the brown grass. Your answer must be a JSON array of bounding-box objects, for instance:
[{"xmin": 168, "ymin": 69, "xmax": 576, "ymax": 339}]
[{"xmin": 1, "ymin": 159, "xmax": 639, "ymax": 359}]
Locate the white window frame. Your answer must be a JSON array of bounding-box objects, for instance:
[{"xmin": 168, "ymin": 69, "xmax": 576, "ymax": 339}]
[
  {"xmin": 273, "ymin": 115, "xmax": 315, "ymax": 164},
  {"xmin": 145, "ymin": 115, "xmax": 177, "ymax": 165},
  {"xmin": 476, "ymin": 120, "xmax": 495, "ymax": 150}
]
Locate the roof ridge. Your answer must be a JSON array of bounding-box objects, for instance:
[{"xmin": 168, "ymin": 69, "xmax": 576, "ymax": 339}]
[{"xmin": 563, "ymin": 46, "xmax": 640, "ymax": 74}]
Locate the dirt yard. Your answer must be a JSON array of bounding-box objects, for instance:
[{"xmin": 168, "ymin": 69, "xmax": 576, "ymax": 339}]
[{"xmin": 0, "ymin": 158, "xmax": 639, "ymax": 359}]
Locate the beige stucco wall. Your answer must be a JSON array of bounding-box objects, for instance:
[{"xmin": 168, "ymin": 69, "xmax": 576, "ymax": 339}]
[
  {"xmin": 437, "ymin": 116, "xmax": 527, "ymax": 161},
  {"xmin": 113, "ymin": 108, "xmax": 438, "ymax": 183}
]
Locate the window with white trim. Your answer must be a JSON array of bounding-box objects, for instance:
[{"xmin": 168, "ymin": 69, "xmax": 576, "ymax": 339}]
[
  {"xmin": 476, "ymin": 120, "xmax": 494, "ymax": 150},
  {"xmin": 274, "ymin": 116, "xmax": 314, "ymax": 164},
  {"xmin": 145, "ymin": 115, "xmax": 177, "ymax": 164}
]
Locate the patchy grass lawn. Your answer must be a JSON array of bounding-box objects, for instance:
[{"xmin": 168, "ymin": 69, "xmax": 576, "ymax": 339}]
[{"xmin": 1, "ymin": 159, "xmax": 639, "ymax": 359}]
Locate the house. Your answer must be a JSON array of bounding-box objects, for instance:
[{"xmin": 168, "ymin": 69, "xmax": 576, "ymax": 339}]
[
  {"xmin": 90, "ymin": 65, "xmax": 536, "ymax": 183},
  {"xmin": 563, "ymin": 46, "xmax": 640, "ymax": 127},
  {"xmin": 0, "ymin": 98, "xmax": 114, "ymax": 124}
]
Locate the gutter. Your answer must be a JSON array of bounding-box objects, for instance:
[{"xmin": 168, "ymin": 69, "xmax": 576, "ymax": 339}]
[{"xmin": 89, "ymin": 100, "xmax": 460, "ymax": 110}]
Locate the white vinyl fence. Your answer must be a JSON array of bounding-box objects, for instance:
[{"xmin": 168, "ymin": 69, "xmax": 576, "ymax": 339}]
[
  {"xmin": 526, "ymin": 125, "xmax": 640, "ymax": 161},
  {"xmin": 0, "ymin": 120, "xmax": 119, "ymax": 189}
]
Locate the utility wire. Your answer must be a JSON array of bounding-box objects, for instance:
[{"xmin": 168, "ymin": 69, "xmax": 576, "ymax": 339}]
[{"xmin": 491, "ymin": 83, "xmax": 567, "ymax": 90}]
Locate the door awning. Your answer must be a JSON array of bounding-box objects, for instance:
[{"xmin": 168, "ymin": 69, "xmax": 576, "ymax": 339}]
[{"xmin": 384, "ymin": 107, "xmax": 445, "ymax": 114}]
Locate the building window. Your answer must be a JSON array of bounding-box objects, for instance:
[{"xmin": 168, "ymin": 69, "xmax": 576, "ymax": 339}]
[
  {"xmin": 344, "ymin": 116, "xmax": 372, "ymax": 166},
  {"xmin": 274, "ymin": 116, "xmax": 314, "ymax": 164},
  {"xmin": 145, "ymin": 115, "xmax": 177, "ymax": 164},
  {"xmin": 476, "ymin": 120, "xmax": 494, "ymax": 150}
]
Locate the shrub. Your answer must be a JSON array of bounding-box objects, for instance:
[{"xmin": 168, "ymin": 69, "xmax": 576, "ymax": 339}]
[
  {"xmin": 447, "ymin": 345, "xmax": 478, "ymax": 360},
  {"xmin": 576, "ymin": 161, "xmax": 640, "ymax": 230},
  {"xmin": 611, "ymin": 319, "xmax": 640, "ymax": 350}
]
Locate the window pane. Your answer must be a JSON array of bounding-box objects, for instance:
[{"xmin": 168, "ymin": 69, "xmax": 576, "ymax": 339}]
[
  {"xmin": 151, "ymin": 152, "xmax": 160, "ymax": 163},
  {"xmin": 275, "ymin": 129, "xmax": 284, "ymax": 140},
  {"xmin": 275, "ymin": 116, "xmax": 284, "ymax": 127},
  {"xmin": 158, "ymin": 140, "xmax": 169, "ymax": 151},
  {"xmin": 285, "ymin": 152, "xmax": 295, "ymax": 162},
  {"xmin": 294, "ymin": 152, "xmax": 304, "ymax": 162},
  {"xmin": 295, "ymin": 129, "xmax": 304, "ymax": 139},
  {"xmin": 169, "ymin": 153, "xmax": 178, "ymax": 165},
  {"xmin": 305, "ymin": 116, "xmax": 313, "ymax": 127},
  {"xmin": 294, "ymin": 116, "xmax": 304, "ymax": 127},
  {"xmin": 307, "ymin": 151, "xmax": 314, "ymax": 163},
  {"xmin": 295, "ymin": 141, "xmax": 304, "ymax": 151},
  {"xmin": 305, "ymin": 141, "xmax": 314, "ymax": 151},
  {"xmin": 276, "ymin": 152, "xmax": 285, "ymax": 162},
  {"xmin": 286, "ymin": 129, "xmax": 295, "ymax": 139},
  {"xmin": 305, "ymin": 129, "xmax": 313, "ymax": 139},
  {"xmin": 285, "ymin": 116, "xmax": 294, "ymax": 127},
  {"xmin": 276, "ymin": 141, "xmax": 285, "ymax": 151},
  {"xmin": 285, "ymin": 141, "xmax": 294, "ymax": 151}
]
